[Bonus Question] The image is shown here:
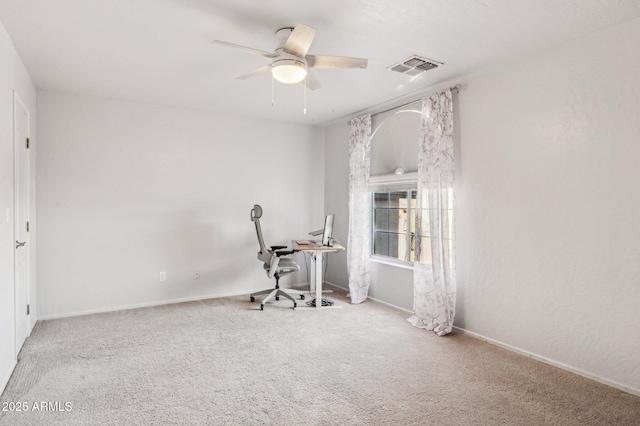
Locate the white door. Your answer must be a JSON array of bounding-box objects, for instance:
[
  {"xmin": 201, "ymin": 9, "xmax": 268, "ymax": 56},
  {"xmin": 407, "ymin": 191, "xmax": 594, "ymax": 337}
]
[{"xmin": 14, "ymin": 93, "xmax": 30, "ymax": 353}]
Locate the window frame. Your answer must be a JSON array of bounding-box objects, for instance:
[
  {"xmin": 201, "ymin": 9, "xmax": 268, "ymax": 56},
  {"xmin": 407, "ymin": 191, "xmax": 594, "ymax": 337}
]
[
  {"xmin": 370, "ymin": 189, "xmax": 414, "ymax": 263},
  {"xmin": 369, "ymin": 172, "xmax": 418, "ymax": 268}
]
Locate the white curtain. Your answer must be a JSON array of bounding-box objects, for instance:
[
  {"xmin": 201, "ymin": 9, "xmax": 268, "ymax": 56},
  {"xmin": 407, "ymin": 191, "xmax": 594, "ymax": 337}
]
[
  {"xmin": 407, "ymin": 90, "xmax": 456, "ymax": 336},
  {"xmin": 347, "ymin": 114, "xmax": 371, "ymax": 304}
]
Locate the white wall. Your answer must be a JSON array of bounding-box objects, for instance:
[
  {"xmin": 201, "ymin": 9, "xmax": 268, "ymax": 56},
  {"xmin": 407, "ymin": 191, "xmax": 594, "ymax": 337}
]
[
  {"xmin": 324, "ymin": 123, "xmax": 349, "ymax": 289},
  {"xmin": 456, "ymin": 16, "xmax": 640, "ymax": 393},
  {"xmin": 37, "ymin": 91, "xmax": 324, "ymax": 318},
  {"xmin": 325, "ymin": 17, "xmax": 640, "ymax": 393},
  {"xmin": 0, "ymin": 21, "xmax": 37, "ymax": 392}
]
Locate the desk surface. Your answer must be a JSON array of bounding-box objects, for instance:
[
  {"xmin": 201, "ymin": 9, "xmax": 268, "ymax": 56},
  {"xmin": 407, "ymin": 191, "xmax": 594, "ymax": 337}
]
[{"xmin": 292, "ymin": 240, "xmax": 345, "ymax": 252}]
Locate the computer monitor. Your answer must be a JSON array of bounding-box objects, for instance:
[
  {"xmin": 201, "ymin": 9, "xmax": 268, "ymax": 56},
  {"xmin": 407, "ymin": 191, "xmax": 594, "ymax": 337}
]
[{"xmin": 321, "ymin": 214, "xmax": 335, "ymax": 247}]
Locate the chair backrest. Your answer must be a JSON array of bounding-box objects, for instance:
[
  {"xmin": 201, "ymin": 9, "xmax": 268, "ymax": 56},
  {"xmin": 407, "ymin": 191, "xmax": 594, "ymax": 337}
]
[{"xmin": 251, "ymin": 205, "xmax": 271, "ymax": 262}]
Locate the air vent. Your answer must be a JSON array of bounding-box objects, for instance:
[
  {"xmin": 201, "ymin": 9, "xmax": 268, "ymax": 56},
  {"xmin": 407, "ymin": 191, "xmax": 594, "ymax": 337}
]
[
  {"xmin": 388, "ymin": 55, "xmax": 442, "ymax": 75},
  {"xmin": 391, "ymin": 64, "xmax": 411, "ymax": 73}
]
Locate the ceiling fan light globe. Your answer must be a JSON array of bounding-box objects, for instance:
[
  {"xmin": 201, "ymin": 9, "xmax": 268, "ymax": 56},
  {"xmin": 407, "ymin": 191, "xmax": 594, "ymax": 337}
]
[{"xmin": 272, "ymin": 62, "xmax": 307, "ymax": 84}]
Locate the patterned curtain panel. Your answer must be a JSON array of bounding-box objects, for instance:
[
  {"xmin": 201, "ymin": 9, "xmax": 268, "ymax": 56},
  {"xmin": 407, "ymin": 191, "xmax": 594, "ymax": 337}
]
[
  {"xmin": 407, "ymin": 90, "xmax": 456, "ymax": 336},
  {"xmin": 347, "ymin": 114, "xmax": 372, "ymax": 304}
]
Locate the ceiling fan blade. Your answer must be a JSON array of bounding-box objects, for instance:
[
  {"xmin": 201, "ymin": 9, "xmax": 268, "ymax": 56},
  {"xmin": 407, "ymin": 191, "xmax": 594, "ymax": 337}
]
[
  {"xmin": 307, "ymin": 55, "xmax": 368, "ymax": 69},
  {"xmin": 212, "ymin": 40, "xmax": 275, "ymax": 58},
  {"xmin": 284, "ymin": 24, "xmax": 316, "ymax": 57},
  {"xmin": 304, "ymin": 71, "xmax": 321, "ymax": 90},
  {"xmin": 236, "ymin": 65, "xmax": 272, "ymax": 80}
]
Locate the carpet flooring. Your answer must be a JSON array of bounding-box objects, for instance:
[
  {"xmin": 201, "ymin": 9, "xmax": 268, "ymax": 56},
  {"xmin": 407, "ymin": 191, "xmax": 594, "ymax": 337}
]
[{"xmin": 1, "ymin": 289, "xmax": 639, "ymax": 425}]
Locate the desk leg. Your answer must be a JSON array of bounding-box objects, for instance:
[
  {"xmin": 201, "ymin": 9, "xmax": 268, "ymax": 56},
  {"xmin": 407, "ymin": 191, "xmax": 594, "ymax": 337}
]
[
  {"xmin": 315, "ymin": 251, "xmax": 324, "ymax": 308},
  {"xmin": 309, "ymin": 253, "xmax": 316, "ymax": 294}
]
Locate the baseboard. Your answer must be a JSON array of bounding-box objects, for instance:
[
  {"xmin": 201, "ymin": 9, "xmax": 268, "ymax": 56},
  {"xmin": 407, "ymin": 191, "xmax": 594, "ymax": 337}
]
[
  {"xmin": 37, "ymin": 289, "xmax": 256, "ymax": 321},
  {"xmin": 325, "ymin": 281, "xmax": 640, "ymax": 397},
  {"xmin": 37, "ymin": 283, "xmax": 319, "ymax": 321},
  {"xmin": 1, "ymin": 360, "xmax": 17, "ymax": 395},
  {"xmin": 453, "ymin": 326, "xmax": 640, "ymax": 397},
  {"xmin": 35, "ymin": 282, "xmax": 640, "ymax": 397},
  {"xmin": 324, "ymin": 281, "xmax": 414, "ymax": 314}
]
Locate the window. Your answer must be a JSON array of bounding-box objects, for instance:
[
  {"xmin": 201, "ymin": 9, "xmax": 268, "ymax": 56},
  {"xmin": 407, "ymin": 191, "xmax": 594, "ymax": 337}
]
[
  {"xmin": 371, "ymin": 183, "xmax": 454, "ymax": 267},
  {"xmin": 372, "ymin": 190, "xmax": 416, "ymax": 262}
]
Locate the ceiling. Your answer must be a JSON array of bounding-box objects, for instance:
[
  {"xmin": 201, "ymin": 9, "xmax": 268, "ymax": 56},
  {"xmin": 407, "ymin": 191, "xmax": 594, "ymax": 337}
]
[{"xmin": 1, "ymin": 0, "xmax": 640, "ymax": 126}]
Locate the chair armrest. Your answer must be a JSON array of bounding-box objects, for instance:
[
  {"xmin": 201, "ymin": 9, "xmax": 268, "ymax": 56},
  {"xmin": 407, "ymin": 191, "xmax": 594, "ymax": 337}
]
[
  {"xmin": 275, "ymin": 249, "xmax": 294, "ymax": 257},
  {"xmin": 270, "ymin": 245, "xmax": 287, "ymax": 251}
]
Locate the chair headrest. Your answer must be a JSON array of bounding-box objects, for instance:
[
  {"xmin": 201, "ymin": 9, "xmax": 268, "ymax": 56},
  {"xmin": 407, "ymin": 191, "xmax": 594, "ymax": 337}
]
[{"xmin": 251, "ymin": 205, "xmax": 263, "ymax": 221}]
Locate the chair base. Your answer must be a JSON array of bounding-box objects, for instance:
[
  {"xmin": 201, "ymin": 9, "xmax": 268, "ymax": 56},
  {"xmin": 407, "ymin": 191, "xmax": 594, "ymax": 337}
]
[
  {"xmin": 253, "ymin": 288, "xmax": 296, "ymax": 310},
  {"xmin": 250, "ymin": 286, "xmax": 305, "ymax": 309},
  {"xmin": 250, "ymin": 287, "xmax": 333, "ymax": 309}
]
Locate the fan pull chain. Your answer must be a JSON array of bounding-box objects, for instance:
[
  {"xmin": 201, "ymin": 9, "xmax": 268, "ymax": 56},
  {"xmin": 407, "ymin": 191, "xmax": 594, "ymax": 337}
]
[
  {"xmin": 271, "ymin": 74, "xmax": 275, "ymax": 107},
  {"xmin": 303, "ymin": 76, "xmax": 307, "ymax": 115}
]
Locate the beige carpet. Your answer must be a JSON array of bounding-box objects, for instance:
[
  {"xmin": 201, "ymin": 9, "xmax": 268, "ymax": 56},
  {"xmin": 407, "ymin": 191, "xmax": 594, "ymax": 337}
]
[{"xmin": 2, "ymin": 289, "xmax": 639, "ymax": 425}]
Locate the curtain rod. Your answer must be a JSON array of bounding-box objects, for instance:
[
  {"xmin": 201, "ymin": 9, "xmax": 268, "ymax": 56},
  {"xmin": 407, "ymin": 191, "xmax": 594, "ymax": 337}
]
[{"xmin": 369, "ymin": 84, "xmax": 462, "ymax": 119}]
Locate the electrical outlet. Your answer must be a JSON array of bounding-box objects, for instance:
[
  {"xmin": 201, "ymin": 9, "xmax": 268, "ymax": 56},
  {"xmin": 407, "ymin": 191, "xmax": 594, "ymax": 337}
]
[
  {"xmin": 194, "ymin": 272, "xmax": 200, "ymax": 279},
  {"xmin": 159, "ymin": 271, "xmax": 166, "ymax": 282}
]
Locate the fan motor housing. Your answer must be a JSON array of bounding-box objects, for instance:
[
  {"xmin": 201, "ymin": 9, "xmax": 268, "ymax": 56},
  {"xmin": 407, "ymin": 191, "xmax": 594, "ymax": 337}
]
[{"xmin": 272, "ymin": 52, "xmax": 307, "ymax": 68}]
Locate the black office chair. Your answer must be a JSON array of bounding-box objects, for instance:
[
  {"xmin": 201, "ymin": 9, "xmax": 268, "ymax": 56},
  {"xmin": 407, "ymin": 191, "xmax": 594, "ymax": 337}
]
[{"xmin": 250, "ymin": 205, "xmax": 305, "ymax": 310}]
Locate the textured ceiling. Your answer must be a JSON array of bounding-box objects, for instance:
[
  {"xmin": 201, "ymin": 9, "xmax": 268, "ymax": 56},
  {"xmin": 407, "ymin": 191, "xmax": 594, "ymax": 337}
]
[{"xmin": 1, "ymin": 0, "xmax": 640, "ymax": 125}]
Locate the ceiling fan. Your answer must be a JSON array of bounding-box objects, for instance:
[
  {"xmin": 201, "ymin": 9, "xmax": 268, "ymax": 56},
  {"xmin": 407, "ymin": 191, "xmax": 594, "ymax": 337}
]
[{"xmin": 213, "ymin": 23, "xmax": 368, "ymax": 90}]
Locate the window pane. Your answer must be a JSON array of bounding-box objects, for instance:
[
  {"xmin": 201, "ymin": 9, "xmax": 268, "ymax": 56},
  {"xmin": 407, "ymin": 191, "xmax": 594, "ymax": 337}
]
[
  {"xmin": 389, "ymin": 191, "xmax": 405, "ymax": 208},
  {"xmin": 374, "ymin": 192, "xmax": 389, "ymax": 208},
  {"xmin": 388, "ymin": 208, "xmax": 404, "ymax": 232},
  {"xmin": 371, "ymin": 190, "xmax": 418, "ymax": 263},
  {"xmin": 392, "ymin": 193, "xmax": 409, "ymax": 228},
  {"xmin": 373, "ymin": 232, "xmax": 390, "ymax": 256},
  {"xmin": 389, "ymin": 232, "xmax": 400, "ymax": 259},
  {"xmin": 371, "ymin": 187, "xmax": 454, "ymax": 266},
  {"xmin": 401, "ymin": 232, "xmax": 414, "ymax": 262},
  {"xmin": 374, "ymin": 209, "xmax": 389, "ymax": 231}
]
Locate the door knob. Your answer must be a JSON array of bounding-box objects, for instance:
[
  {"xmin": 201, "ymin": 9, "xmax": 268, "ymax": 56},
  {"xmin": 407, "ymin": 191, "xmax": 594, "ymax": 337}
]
[{"xmin": 16, "ymin": 240, "xmax": 26, "ymax": 249}]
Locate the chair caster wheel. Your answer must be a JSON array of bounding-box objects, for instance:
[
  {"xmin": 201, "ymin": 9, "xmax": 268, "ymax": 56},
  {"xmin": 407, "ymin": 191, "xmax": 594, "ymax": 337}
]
[
  {"xmin": 250, "ymin": 296, "xmax": 255, "ymax": 302},
  {"xmin": 300, "ymin": 294, "xmax": 305, "ymax": 300},
  {"xmin": 260, "ymin": 304, "xmax": 264, "ymax": 310},
  {"xmin": 293, "ymin": 302, "xmax": 297, "ymax": 309},
  {"xmin": 276, "ymin": 296, "xmax": 280, "ymax": 301}
]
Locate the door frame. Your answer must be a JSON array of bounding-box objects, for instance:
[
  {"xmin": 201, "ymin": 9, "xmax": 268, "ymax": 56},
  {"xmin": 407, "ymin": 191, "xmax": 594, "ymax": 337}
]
[{"xmin": 13, "ymin": 91, "xmax": 31, "ymax": 355}]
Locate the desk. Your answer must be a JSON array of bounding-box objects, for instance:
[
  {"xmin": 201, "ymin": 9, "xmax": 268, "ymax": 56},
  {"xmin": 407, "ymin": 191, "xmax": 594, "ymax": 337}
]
[{"xmin": 292, "ymin": 240, "xmax": 345, "ymax": 308}]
